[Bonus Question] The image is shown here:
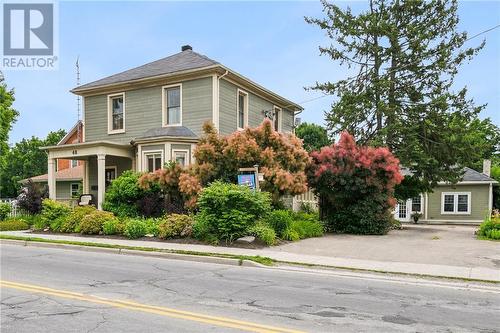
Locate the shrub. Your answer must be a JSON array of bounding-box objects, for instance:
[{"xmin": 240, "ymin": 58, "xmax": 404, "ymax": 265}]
[
  {"xmin": 0, "ymin": 219, "xmax": 29, "ymax": 231},
  {"xmin": 123, "ymin": 218, "xmax": 148, "ymax": 239},
  {"xmin": 265, "ymin": 210, "xmax": 293, "ymax": 237},
  {"xmin": 40, "ymin": 199, "xmax": 71, "ymax": 231},
  {"xmin": 60, "ymin": 206, "xmax": 96, "ymax": 233},
  {"xmin": 194, "ymin": 181, "xmax": 271, "ymax": 243},
  {"xmin": 17, "ymin": 180, "xmax": 49, "ymax": 215},
  {"xmin": 0, "ymin": 202, "xmax": 11, "ymax": 221},
  {"xmin": 250, "ymin": 223, "xmax": 277, "ymax": 246},
  {"xmin": 101, "ymin": 219, "xmax": 124, "ymax": 235},
  {"xmin": 290, "ymin": 220, "xmax": 323, "ymax": 239},
  {"xmin": 139, "ymin": 163, "xmax": 192, "ymax": 213},
  {"xmin": 192, "ymin": 218, "xmax": 219, "ymax": 245},
  {"xmin": 307, "ymin": 131, "xmax": 403, "ymax": 235},
  {"xmin": 21, "ymin": 214, "xmax": 42, "ymax": 227},
  {"xmin": 157, "ymin": 214, "xmax": 193, "ymax": 239},
  {"xmin": 103, "ymin": 170, "xmax": 161, "ymax": 217},
  {"xmin": 281, "ymin": 228, "xmax": 300, "ymax": 241},
  {"xmin": 193, "ymin": 120, "xmax": 309, "ymax": 205},
  {"xmin": 477, "ymin": 214, "xmax": 500, "ymax": 240},
  {"xmin": 79, "ymin": 210, "xmax": 117, "ymax": 235}
]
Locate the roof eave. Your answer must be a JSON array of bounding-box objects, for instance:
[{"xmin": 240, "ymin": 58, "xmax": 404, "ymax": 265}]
[
  {"xmin": 131, "ymin": 136, "xmax": 199, "ymax": 145},
  {"xmin": 70, "ymin": 65, "xmax": 220, "ymax": 96},
  {"xmin": 40, "ymin": 140, "xmax": 131, "ymax": 151}
]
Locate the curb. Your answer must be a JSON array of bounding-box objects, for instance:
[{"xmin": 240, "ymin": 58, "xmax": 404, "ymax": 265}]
[{"xmin": 0, "ymin": 239, "xmax": 258, "ymax": 267}]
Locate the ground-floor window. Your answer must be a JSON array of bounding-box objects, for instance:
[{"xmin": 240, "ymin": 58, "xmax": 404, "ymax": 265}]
[
  {"xmin": 144, "ymin": 152, "xmax": 163, "ymax": 172},
  {"xmin": 411, "ymin": 195, "xmax": 423, "ymax": 213},
  {"xmin": 173, "ymin": 150, "xmax": 188, "ymax": 167},
  {"xmin": 70, "ymin": 183, "xmax": 80, "ymax": 198},
  {"xmin": 441, "ymin": 192, "xmax": 471, "ymax": 214}
]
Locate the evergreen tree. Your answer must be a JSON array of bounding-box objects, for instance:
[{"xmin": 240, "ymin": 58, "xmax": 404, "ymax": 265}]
[{"xmin": 306, "ymin": 0, "xmax": 495, "ymax": 191}]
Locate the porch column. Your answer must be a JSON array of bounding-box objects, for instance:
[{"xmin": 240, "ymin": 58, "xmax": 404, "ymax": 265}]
[
  {"xmin": 83, "ymin": 161, "xmax": 89, "ymax": 193},
  {"xmin": 48, "ymin": 158, "xmax": 56, "ymax": 200},
  {"xmin": 97, "ymin": 154, "xmax": 106, "ymax": 210}
]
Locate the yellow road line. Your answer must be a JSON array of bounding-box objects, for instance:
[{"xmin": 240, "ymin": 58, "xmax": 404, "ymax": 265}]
[{"xmin": 0, "ymin": 280, "xmax": 305, "ymax": 333}]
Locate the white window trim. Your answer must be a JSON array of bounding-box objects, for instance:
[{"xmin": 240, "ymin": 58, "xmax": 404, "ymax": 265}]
[
  {"xmin": 236, "ymin": 89, "xmax": 249, "ymax": 130},
  {"xmin": 273, "ymin": 106, "xmax": 282, "ymax": 132},
  {"xmin": 172, "ymin": 149, "xmax": 190, "ymax": 166},
  {"xmin": 411, "ymin": 194, "xmax": 424, "ymax": 214},
  {"xmin": 107, "ymin": 92, "xmax": 126, "ymax": 134},
  {"xmin": 441, "ymin": 192, "xmax": 471, "ymax": 215},
  {"xmin": 162, "ymin": 83, "xmax": 183, "ymax": 127},
  {"xmin": 142, "ymin": 150, "xmax": 164, "ymax": 172},
  {"xmin": 70, "ymin": 182, "xmax": 80, "ymax": 198}
]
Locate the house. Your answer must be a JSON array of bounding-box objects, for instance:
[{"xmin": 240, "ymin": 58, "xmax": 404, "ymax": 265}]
[
  {"xmin": 394, "ymin": 161, "xmax": 498, "ymax": 225},
  {"xmin": 21, "ymin": 121, "xmax": 84, "ymax": 204},
  {"xmin": 42, "ymin": 45, "xmax": 303, "ymax": 209}
]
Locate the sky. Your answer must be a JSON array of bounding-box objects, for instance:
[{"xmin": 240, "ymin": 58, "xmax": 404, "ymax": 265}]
[{"xmin": 4, "ymin": 0, "xmax": 500, "ymax": 144}]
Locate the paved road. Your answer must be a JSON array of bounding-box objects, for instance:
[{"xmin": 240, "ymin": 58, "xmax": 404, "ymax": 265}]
[{"xmin": 1, "ymin": 244, "xmax": 499, "ymax": 333}]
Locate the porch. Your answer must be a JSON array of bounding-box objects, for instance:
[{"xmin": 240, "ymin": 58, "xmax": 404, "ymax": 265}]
[{"xmin": 43, "ymin": 141, "xmax": 135, "ymax": 209}]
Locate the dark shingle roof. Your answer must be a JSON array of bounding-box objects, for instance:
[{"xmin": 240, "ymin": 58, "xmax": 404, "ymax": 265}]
[
  {"xmin": 136, "ymin": 126, "xmax": 197, "ymax": 140},
  {"xmin": 401, "ymin": 166, "xmax": 496, "ymax": 183},
  {"xmin": 461, "ymin": 167, "xmax": 495, "ymax": 182},
  {"xmin": 76, "ymin": 50, "xmax": 218, "ymax": 90}
]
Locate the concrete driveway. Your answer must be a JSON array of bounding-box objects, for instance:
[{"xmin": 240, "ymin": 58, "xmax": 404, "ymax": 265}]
[{"xmin": 270, "ymin": 224, "xmax": 500, "ymax": 269}]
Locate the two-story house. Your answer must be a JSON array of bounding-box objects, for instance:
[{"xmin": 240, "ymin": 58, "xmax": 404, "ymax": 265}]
[{"xmin": 43, "ymin": 46, "xmax": 303, "ymax": 209}]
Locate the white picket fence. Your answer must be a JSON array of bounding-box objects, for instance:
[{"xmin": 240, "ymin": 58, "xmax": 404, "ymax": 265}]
[
  {"xmin": 292, "ymin": 190, "xmax": 318, "ymax": 211},
  {"xmin": 0, "ymin": 198, "xmax": 29, "ymax": 218}
]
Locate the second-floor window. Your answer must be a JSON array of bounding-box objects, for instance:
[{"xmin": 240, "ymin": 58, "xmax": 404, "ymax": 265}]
[
  {"xmin": 71, "ymin": 160, "xmax": 78, "ymax": 168},
  {"xmin": 108, "ymin": 93, "xmax": 125, "ymax": 133},
  {"xmin": 274, "ymin": 107, "xmax": 281, "ymax": 131},
  {"xmin": 164, "ymin": 85, "xmax": 182, "ymax": 126},
  {"xmin": 237, "ymin": 90, "xmax": 248, "ymax": 129}
]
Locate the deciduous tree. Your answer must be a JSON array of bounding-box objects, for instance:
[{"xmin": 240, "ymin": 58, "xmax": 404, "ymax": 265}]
[{"xmin": 295, "ymin": 122, "xmax": 330, "ymax": 152}]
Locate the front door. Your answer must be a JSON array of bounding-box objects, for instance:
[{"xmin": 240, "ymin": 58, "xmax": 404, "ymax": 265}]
[
  {"xmin": 395, "ymin": 200, "xmax": 411, "ymax": 222},
  {"xmin": 105, "ymin": 168, "xmax": 116, "ymax": 188}
]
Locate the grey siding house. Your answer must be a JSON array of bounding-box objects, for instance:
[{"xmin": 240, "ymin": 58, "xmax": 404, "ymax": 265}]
[
  {"xmin": 43, "ymin": 46, "xmax": 303, "ymax": 209},
  {"xmin": 394, "ymin": 163, "xmax": 497, "ymax": 225}
]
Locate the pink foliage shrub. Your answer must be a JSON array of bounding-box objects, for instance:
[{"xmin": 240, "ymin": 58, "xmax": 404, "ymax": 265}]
[{"xmin": 307, "ymin": 132, "xmax": 403, "ymax": 234}]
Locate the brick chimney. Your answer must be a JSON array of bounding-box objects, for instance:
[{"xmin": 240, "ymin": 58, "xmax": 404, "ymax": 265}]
[{"xmin": 483, "ymin": 159, "xmax": 491, "ymax": 177}]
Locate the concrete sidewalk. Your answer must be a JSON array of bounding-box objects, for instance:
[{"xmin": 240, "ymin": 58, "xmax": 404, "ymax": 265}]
[{"xmin": 2, "ymin": 230, "xmax": 499, "ymax": 282}]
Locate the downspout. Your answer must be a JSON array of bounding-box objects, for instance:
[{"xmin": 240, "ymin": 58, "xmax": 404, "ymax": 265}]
[{"xmin": 215, "ymin": 70, "xmax": 229, "ymax": 131}]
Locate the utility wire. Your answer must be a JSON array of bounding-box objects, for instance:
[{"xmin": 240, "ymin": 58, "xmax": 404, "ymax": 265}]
[{"xmin": 294, "ymin": 23, "xmax": 500, "ymax": 107}]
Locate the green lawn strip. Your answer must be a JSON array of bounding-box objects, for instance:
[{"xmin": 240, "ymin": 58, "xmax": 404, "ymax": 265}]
[
  {"xmin": 0, "ymin": 234, "xmax": 274, "ymax": 266},
  {"xmin": 476, "ymin": 236, "xmax": 500, "ymax": 242}
]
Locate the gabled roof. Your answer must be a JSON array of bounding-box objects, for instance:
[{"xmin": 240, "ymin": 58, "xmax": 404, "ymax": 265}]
[
  {"xmin": 74, "ymin": 49, "xmax": 218, "ymax": 91},
  {"xmin": 57, "ymin": 120, "xmax": 83, "ymax": 145},
  {"xmin": 20, "ymin": 165, "xmax": 84, "ymax": 184},
  {"xmin": 70, "ymin": 47, "xmax": 303, "ymax": 111}
]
